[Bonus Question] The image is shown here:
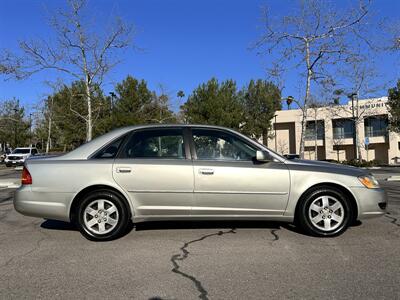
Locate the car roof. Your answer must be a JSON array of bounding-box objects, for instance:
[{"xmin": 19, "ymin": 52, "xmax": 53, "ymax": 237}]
[{"xmin": 61, "ymin": 124, "xmax": 238, "ymax": 159}]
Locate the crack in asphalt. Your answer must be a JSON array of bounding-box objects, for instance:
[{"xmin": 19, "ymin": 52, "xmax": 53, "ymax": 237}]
[
  {"xmin": 170, "ymin": 229, "xmax": 236, "ymax": 300},
  {"xmin": 385, "ymin": 213, "xmax": 400, "ymax": 227},
  {"xmin": 270, "ymin": 229, "xmax": 280, "ymax": 242}
]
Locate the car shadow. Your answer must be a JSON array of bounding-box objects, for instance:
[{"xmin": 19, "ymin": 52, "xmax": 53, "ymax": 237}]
[
  {"xmin": 40, "ymin": 219, "xmax": 361, "ymax": 236},
  {"xmin": 134, "ymin": 220, "xmax": 283, "ymax": 231},
  {"xmin": 40, "ymin": 219, "xmax": 284, "ymax": 232},
  {"xmin": 40, "ymin": 219, "xmax": 77, "ymax": 231}
]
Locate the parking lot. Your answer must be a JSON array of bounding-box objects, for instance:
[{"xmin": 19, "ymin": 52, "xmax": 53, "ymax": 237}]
[{"xmin": 0, "ymin": 167, "xmax": 399, "ymax": 299}]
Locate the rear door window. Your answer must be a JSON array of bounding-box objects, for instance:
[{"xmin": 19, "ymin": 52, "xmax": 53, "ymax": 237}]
[{"xmin": 121, "ymin": 129, "xmax": 186, "ymax": 159}]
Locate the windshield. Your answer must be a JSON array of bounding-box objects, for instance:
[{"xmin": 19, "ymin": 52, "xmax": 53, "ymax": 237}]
[{"xmin": 12, "ymin": 149, "xmax": 30, "ymax": 154}]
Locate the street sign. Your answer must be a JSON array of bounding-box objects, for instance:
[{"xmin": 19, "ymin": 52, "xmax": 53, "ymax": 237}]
[{"xmin": 365, "ymin": 137, "xmax": 369, "ymax": 145}]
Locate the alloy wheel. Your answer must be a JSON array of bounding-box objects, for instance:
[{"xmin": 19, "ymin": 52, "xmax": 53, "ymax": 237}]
[
  {"xmin": 83, "ymin": 199, "xmax": 119, "ymax": 235},
  {"xmin": 308, "ymin": 195, "xmax": 344, "ymax": 231}
]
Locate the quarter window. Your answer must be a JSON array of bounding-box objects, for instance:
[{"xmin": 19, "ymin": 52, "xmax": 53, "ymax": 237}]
[
  {"xmin": 94, "ymin": 137, "xmax": 124, "ymax": 159},
  {"xmin": 192, "ymin": 129, "xmax": 256, "ymax": 161},
  {"xmin": 122, "ymin": 129, "xmax": 186, "ymax": 159}
]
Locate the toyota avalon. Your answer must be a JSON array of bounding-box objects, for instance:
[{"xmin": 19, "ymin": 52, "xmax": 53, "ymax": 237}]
[{"xmin": 14, "ymin": 125, "xmax": 387, "ymax": 241}]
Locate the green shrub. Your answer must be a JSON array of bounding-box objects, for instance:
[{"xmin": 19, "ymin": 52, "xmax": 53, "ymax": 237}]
[{"xmin": 341, "ymin": 159, "xmax": 381, "ymax": 167}]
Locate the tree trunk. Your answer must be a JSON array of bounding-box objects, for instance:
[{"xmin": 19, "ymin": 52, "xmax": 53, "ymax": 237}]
[
  {"xmin": 314, "ymin": 108, "xmax": 318, "ymax": 160},
  {"xmin": 262, "ymin": 129, "xmax": 268, "ymax": 147},
  {"xmin": 46, "ymin": 115, "xmax": 52, "ymax": 154},
  {"xmin": 299, "ymin": 71, "xmax": 311, "ymax": 159},
  {"xmin": 85, "ymin": 80, "xmax": 92, "ymax": 142},
  {"xmin": 355, "ymin": 97, "xmax": 363, "ymax": 160},
  {"xmin": 299, "ymin": 41, "xmax": 311, "ymax": 159}
]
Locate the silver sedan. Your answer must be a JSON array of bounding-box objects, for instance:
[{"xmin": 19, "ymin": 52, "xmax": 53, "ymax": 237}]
[{"xmin": 14, "ymin": 125, "xmax": 387, "ymax": 241}]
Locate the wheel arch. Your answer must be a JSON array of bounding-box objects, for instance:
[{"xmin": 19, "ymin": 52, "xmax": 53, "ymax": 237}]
[
  {"xmin": 294, "ymin": 182, "xmax": 359, "ymax": 223},
  {"xmin": 69, "ymin": 184, "xmax": 133, "ymax": 222}
]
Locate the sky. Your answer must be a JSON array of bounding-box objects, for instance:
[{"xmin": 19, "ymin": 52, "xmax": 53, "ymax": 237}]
[{"xmin": 0, "ymin": 0, "xmax": 399, "ymax": 113}]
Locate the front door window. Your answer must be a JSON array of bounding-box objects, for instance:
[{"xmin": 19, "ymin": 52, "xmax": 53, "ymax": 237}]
[{"xmin": 192, "ymin": 129, "xmax": 256, "ymax": 161}]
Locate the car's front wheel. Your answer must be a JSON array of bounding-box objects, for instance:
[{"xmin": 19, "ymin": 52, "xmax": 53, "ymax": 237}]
[
  {"xmin": 76, "ymin": 190, "xmax": 130, "ymax": 241},
  {"xmin": 297, "ymin": 187, "xmax": 352, "ymax": 237}
]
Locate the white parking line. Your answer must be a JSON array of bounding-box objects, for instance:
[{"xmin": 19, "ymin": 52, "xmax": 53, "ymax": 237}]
[
  {"xmin": 0, "ymin": 180, "xmax": 20, "ymax": 188},
  {"xmin": 387, "ymin": 176, "xmax": 400, "ymax": 182}
]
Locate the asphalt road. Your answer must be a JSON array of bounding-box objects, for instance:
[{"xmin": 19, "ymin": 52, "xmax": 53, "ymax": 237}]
[{"xmin": 0, "ymin": 167, "xmax": 399, "ymax": 299}]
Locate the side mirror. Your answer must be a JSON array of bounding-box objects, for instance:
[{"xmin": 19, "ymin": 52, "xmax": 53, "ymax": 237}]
[{"xmin": 256, "ymin": 150, "xmax": 272, "ymax": 162}]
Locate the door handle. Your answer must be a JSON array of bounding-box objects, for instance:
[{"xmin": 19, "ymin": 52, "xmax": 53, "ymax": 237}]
[
  {"xmin": 116, "ymin": 167, "xmax": 131, "ymax": 173},
  {"xmin": 199, "ymin": 168, "xmax": 214, "ymax": 175}
]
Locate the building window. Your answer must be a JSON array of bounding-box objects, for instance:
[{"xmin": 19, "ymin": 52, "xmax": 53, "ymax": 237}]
[
  {"xmin": 332, "ymin": 119, "xmax": 354, "ymax": 139},
  {"xmin": 305, "ymin": 120, "xmax": 325, "ymax": 140},
  {"xmin": 364, "ymin": 115, "xmax": 388, "ymax": 137}
]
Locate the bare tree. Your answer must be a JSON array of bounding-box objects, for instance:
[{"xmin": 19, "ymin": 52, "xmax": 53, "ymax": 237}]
[
  {"xmin": 148, "ymin": 84, "xmax": 173, "ymax": 124},
  {"xmin": 308, "ymin": 101, "xmax": 323, "ymax": 160},
  {"xmin": 332, "ymin": 137, "xmax": 345, "ymax": 161},
  {"xmin": 277, "ymin": 139, "xmax": 289, "ymax": 156},
  {"xmin": 327, "ymin": 53, "xmax": 387, "ymax": 160},
  {"xmin": 254, "ymin": 0, "xmax": 371, "ymax": 158},
  {"xmin": 1, "ymin": 0, "xmax": 134, "ymax": 141}
]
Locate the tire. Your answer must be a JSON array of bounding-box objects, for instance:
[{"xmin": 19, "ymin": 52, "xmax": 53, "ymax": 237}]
[
  {"xmin": 75, "ymin": 190, "xmax": 130, "ymax": 241},
  {"xmin": 297, "ymin": 187, "xmax": 352, "ymax": 237}
]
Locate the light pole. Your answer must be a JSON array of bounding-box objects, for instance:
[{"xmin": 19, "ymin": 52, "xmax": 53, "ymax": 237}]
[
  {"xmin": 348, "ymin": 93, "xmax": 358, "ymax": 161},
  {"xmin": 286, "ymin": 96, "xmax": 294, "ymax": 110}
]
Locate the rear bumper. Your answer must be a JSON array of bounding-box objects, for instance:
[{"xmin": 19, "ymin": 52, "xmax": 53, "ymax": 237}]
[
  {"xmin": 14, "ymin": 186, "xmax": 73, "ymax": 222},
  {"xmin": 350, "ymin": 187, "xmax": 387, "ymax": 219}
]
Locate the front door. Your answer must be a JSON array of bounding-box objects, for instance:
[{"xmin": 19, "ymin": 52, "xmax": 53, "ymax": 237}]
[
  {"xmin": 112, "ymin": 128, "xmax": 194, "ymax": 218},
  {"xmin": 190, "ymin": 128, "xmax": 290, "ymax": 216}
]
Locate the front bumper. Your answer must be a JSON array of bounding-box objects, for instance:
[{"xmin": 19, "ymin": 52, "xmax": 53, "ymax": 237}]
[
  {"xmin": 5, "ymin": 160, "xmax": 25, "ymax": 167},
  {"xmin": 14, "ymin": 185, "xmax": 73, "ymax": 222},
  {"xmin": 350, "ymin": 187, "xmax": 387, "ymax": 219}
]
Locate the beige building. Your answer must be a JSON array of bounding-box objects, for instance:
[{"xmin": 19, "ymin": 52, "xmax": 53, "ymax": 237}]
[{"xmin": 267, "ymin": 97, "xmax": 400, "ymax": 165}]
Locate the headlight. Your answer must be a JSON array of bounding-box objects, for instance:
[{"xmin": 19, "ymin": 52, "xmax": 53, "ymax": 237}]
[{"xmin": 358, "ymin": 175, "xmax": 380, "ymax": 189}]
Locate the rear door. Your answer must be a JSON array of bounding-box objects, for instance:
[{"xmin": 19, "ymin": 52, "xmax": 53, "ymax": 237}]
[
  {"xmin": 112, "ymin": 128, "xmax": 194, "ymax": 217},
  {"xmin": 190, "ymin": 128, "xmax": 290, "ymax": 216}
]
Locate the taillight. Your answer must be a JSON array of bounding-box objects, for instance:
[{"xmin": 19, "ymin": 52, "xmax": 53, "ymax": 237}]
[{"xmin": 21, "ymin": 166, "xmax": 32, "ymax": 185}]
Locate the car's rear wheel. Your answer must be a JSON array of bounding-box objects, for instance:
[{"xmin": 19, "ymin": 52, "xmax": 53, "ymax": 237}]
[
  {"xmin": 297, "ymin": 187, "xmax": 352, "ymax": 237},
  {"xmin": 76, "ymin": 190, "xmax": 130, "ymax": 241}
]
